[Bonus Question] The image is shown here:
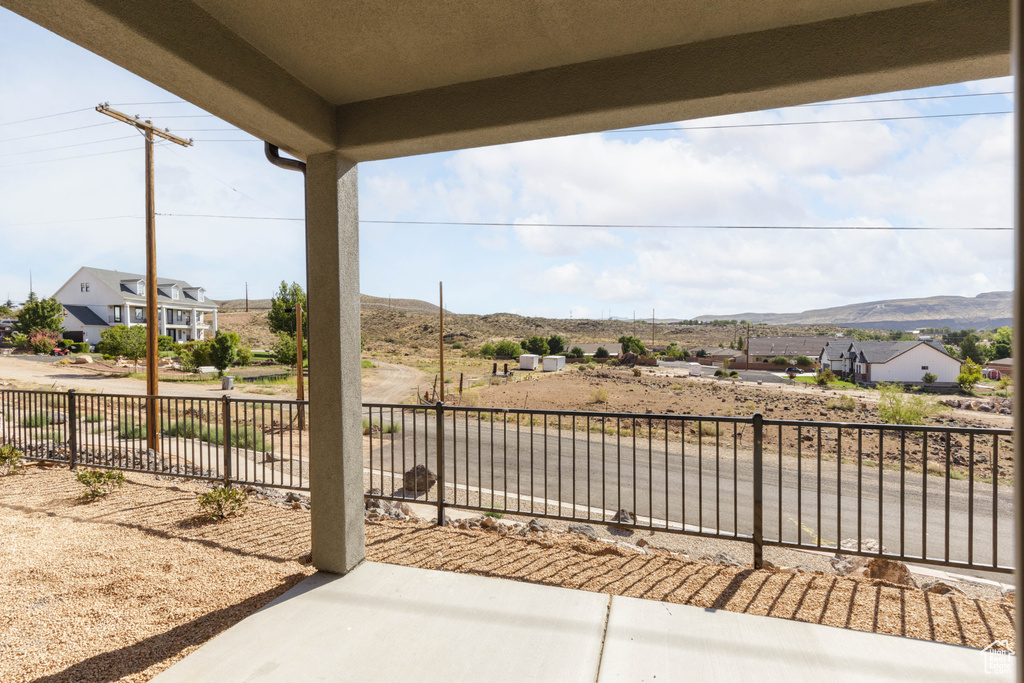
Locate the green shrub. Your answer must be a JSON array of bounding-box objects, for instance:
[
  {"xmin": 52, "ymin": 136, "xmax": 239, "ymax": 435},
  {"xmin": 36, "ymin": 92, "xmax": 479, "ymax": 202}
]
[
  {"xmin": 210, "ymin": 331, "xmax": 240, "ymax": 376},
  {"xmin": 197, "ymin": 486, "xmax": 248, "ymax": 520},
  {"xmin": 452, "ymin": 341, "xmax": 465, "ymax": 350},
  {"xmin": 73, "ymin": 342, "xmax": 90, "ymax": 353},
  {"xmin": 591, "ymin": 388, "xmax": 609, "ymax": 403},
  {"xmin": 816, "ymin": 368, "xmax": 837, "ymax": 386},
  {"xmin": 714, "ymin": 369, "xmax": 725, "ymax": 377},
  {"xmin": 632, "ymin": 367, "xmax": 642, "ymax": 377},
  {"xmin": 22, "ymin": 412, "xmax": 53, "ymax": 428},
  {"xmin": 0, "ymin": 444, "xmax": 23, "ymax": 475},
  {"xmin": 494, "ymin": 340, "xmax": 522, "ymax": 359},
  {"xmin": 729, "ymin": 371, "xmax": 739, "ymax": 378},
  {"xmin": 116, "ymin": 421, "xmax": 145, "ymax": 439},
  {"xmin": 568, "ymin": 346, "xmax": 585, "ymax": 359},
  {"xmin": 794, "ymin": 355, "xmax": 813, "ymax": 367},
  {"xmin": 157, "ymin": 335, "xmax": 175, "ymax": 351},
  {"xmin": 826, "ymin": 395, "xmax": 856, "ymax": 411},
  {"xmin": 547, "ymin": 335, "xmax": 567, "ymax": 355},
  {"xmin": 618, "ymin": 335, "xmax": 647, "ymax": 357},
  {"xmin": 594, "ymin": 347, "xmax": 610, "ymax": 359},
  {"xmin": 523, "ymin": 336, "xmax": 550, "ymax": 356},
  {"xmin": 9, "ymin": 332, "xmax": 29, "ymax": 350},
  {"xmin": 877, "ymin": 383, "xmax": 943, "ymax": 425},
  {"xmin": 76, "ymin": 469, "xmax": 126, "ymax": 500},
  {"xmin": 273, "ymin": 333, "xmax": 307, "ymax": 366},
  {"xmin": 236, "ymin": 347, "xmax": 253, "ymax": 367},
  {"xmin": 382, "ymin": 422, "xmax": 402, "ymax": 434},
  {"xmin": 921, "ymin": 372, "xmax": 937, "ymax": 385},
  {"xmin": 956, "ymin": 359, "xmax": 983, "ymax": 393},
  {"xmin": 479, "ymin": 343, "xmax": 495, "ymax": 358},
  {"xmin": 770, "ymin": 356, "xmax": 789, "ymax": 366},
  {"xmin": 699, "ymin": 422, "xmax": 719, "ymax": 436}
]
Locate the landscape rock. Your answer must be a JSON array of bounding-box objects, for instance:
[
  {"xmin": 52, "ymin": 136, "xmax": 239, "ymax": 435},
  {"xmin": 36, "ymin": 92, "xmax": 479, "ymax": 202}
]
[
  {"xmin": 567, "ymin": 524, "xmax": 598, "ymax": 540},
  {"xmin": 919, "ymin": 580, "xmax": 964, "ymax": 596},
  {"xmin": 403, "ymin": 464, "xmax": 437, "ymax": 492},
  {"xmin": 610, "ymin": 508, "xmax": 634, "ymax": 526},
  {"xmin": 712, "ymin": 551, "xmax": 745, "ymax": 568},
  {"xmin": 527, "ymin": 518, "xmax": 548, "ymax": 532},
  {"xmin": 861, "ymin": 557, "xmax": 915, "ymax": 586},
  {"xmin": 72, "ymin": 355, "xmax": 94, "ymax": 364}
]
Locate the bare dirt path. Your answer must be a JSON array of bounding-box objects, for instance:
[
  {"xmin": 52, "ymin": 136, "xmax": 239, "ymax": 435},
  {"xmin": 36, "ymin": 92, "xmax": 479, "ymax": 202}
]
[
  {"xmin": 361, "ymin": 361, "xmax": 426, "ymax": 404},
  {"xmin": 0, "ymin": 357, "xmax": 425, "ymax": 403}
]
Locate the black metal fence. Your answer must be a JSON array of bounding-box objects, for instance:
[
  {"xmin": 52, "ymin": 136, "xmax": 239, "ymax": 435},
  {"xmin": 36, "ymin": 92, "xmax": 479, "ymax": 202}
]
[
  {"xmin": 363, "ymin": 402, "xmax": 1013, "ymax": 574},
  {"xmin": 0, "ymin": 388, "xmax": 308, "ymax": 489},
  {"xmin": 1, "ymin": 388, "xmax": 1012, "ymax": 573}
]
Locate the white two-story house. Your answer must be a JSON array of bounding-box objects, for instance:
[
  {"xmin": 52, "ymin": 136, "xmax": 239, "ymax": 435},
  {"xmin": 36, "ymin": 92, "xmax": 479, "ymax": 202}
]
[{"xmin": 55, "ymin": 266, "xmax": 219, "ymax": 345}]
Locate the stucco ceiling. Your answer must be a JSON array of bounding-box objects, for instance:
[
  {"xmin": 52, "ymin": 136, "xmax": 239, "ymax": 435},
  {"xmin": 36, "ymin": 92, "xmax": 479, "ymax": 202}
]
[
  {"xmin": 191, "ymin": 0, "xmax": 936, "ymax": 104},
  {"xmin": 0, "ymin": 0, "xmax": 1010, "ymax": 160}
]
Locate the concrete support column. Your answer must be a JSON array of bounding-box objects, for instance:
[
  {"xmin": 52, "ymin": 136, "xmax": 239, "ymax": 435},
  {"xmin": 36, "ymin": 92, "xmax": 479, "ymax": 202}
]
[
  {"xmin": 306, "ymin": 151, "xmax": 363, "ymax": 574},
  {"xmin": 159, "ymin": 306, "xmax": 167, "ymax": 336},
  {"xmin": 123, "ymin": 303, "xmax": 130, "ymax": 327},
  {"xmin": 190, "ymin": 307, "xmax": 198, "ymax": 340},
  {"xmin": 212, "ymin": 308, "xmax": 218, "ymax": 334}
]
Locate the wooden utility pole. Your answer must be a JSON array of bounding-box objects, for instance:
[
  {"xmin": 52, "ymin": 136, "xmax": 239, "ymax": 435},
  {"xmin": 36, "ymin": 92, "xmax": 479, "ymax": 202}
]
[
  {"xmin": 245, "ymin": 282, "xmax": 249, "ymax": 312},
  {"xmin": 438, "ymin": 282, "xmax": 444, "ymax": 401},
  {"xmin": 652, "ymin": 309, "xmax": 655, "ymax": 350},
  {"xmin": 96, "ymin": 104, "xmax": 192, "ymax": 453},
  {"xmin": 296, "ymin": 299, "xmax": 305, "ymax": 429}
]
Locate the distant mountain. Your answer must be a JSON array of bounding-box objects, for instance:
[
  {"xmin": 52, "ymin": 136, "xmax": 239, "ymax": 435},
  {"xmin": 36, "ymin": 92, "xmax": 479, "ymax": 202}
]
[
  {"xmin": 696, "ymin": 292, "xmax": 1012, "ymax": 332},
  {"xmin": 216, "ymin": 294, "xmax": 444, "ymax": 315}
]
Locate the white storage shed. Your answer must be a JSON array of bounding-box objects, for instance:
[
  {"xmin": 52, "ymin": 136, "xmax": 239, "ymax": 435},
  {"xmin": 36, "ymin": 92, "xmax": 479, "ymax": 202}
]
[
  {"xmin": 688, "ymin": 362, "xmax": 702, "ymax": 377},
  {"xmin": 542, "ymin": 355, "xmax": 566, "ymax": 372},
  {"xmin": 519, "ymin": 354, "xmax": 541, "ymax": 371}
]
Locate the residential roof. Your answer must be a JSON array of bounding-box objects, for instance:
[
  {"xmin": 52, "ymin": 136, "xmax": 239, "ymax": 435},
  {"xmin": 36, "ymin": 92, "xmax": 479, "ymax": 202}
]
[
  {"xmin": 63, "ymin": 304, "xmax": 109, "ymax": 328},
  {"xmin": 989, "ymin": 358, "xmax": 1013, "ymax": 366},
  {"xmin": 747, "ymin": 336, "xmax": 843, "ymax": 358},
  {"xmin": 81, "ymin": 267, "xmax": 218, "ymax": 308},
  {"xmin": 690, "ymin": 346, "xmax": 742, "ymax": 359},
  {"xmin": 574, "ymin": 343, "xmax": 623, "ymax": 356},
  {"xmin": 840, "ymin": 340, "xmax": 954, "ymax": 364}
]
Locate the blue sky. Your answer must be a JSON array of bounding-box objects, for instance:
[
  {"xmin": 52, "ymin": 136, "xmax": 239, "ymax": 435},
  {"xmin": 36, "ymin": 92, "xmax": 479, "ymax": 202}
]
[{"xmin": 0, "ymin": 8, "xmax": 1013, "ymax": 319}]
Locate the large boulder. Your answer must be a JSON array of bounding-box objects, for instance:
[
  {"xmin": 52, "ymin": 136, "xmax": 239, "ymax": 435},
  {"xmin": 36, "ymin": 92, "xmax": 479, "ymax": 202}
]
[{"xmin": 403, "ymin": 464, "xmax": 437, "ymax": 492}]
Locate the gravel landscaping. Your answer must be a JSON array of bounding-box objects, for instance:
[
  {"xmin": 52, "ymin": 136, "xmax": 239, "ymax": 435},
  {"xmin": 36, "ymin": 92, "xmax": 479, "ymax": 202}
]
[{"xmin": 0, "ymin": 463, "xmax": 1015, "ymax": 682}]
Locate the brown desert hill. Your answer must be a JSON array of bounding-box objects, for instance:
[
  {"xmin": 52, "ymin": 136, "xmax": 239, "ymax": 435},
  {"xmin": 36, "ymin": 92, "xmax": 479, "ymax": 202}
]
[
  {"xmin": 698, "ymin": 291, "xmax": 1012, "ymax": 331},
  {"xmin": 216, "ymin": 294, "xmax": 882, "ymax": 353}
]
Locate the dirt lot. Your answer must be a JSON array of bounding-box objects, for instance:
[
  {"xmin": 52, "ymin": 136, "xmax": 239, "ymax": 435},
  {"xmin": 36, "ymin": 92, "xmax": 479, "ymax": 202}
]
[
  {"xmin": 470, "ymin": 366, "xmax": 1014, "ymax": 480},
  {"xmin": 0, "ymin": 465, "xmax": 1013, "ymax": 683}
]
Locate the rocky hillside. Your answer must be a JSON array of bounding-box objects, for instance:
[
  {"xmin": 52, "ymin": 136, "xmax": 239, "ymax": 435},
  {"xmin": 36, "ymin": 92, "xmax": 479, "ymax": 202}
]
[{"xmin": 697, "ymin": 291, "xmax": 1011, "ymax": 331}]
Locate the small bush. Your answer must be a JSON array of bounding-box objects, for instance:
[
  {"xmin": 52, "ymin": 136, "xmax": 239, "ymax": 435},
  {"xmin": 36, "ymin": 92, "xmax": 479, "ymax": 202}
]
[
  {"xmin": 568, "ymin": 346, "xmax": 585, "ymax": 359},
  {"xmin": 877, "ymin": 383, "xmax": 943, "ymax": 425},
  {"xmin": 794, "ymin": 355, "xmax": 813, "ymax": 367},
  {"xmin": 236, "ymin": 347, "xmax": 253, "ymax": 367},
  {"xmin": 956, "ymin": 359, "xmax": 983, "ymax": 393},
  {"xmin": 770, "ymin": 356, "xmax": 789, "ymax": 366},
  {"xmin": 73, "ymin": 342, "xmax": 90, "ymax": 353},
  {"xmin": 462, "ymin": 389, "xmax": 482, "ymax": 407},
  {"xmin": 997, "ymin": 376, "xmax": 1013, "ymax": 390},
  {"xmin": 22, "ymin": 413, "xmax": 53, "ymax": 428},
  {"xmin": 30, "ymin": 329, "xmax": 60, "ymax": 354},
  {"xmin": 0, "ymin": 444, "xmax": 23, "ymax": 475},
  {"xmin": 922, "ymin": 372, "xmax": 937, "ymax": 385},
  {"xmin": 816, "ymin": 368, "xmax": 836, "ymax": 386},
  {"xmin": 632, "ymin": 367, "xmax": 642, "ymax": 377},
  {"xmin": 714, "ymin": 369, "xmax": 725, "ymax": 377},
  {"xmin": 594, "ymin": 347, "xmax": 610, "ymax": 359},
  {"xmin": 197, "ymin": 486, "xmax": 248, "ymax": 520},
  {"xmin": 826, "ymin": 395, "xmax": 856, "ymax": 411},
  {"xmin": 76, "ymin": 469, "xmax": 126, "ymax": 500},
  {"xmin": 83, "ymin": 413, "xmax": 105, "ymax": 423},
  {"xmin": 157, "ymin": 335, "xmax": 175, "ymax": 351},
  {"xmin": 699, "ymin": 422, "xmax": 719, "ymax": 436},
  {"xmin": 382, "ymin": 422, "xmax": 402, "ymax": 434},
  {"xmin": 494, "ymin": 340, "xmax": 523, "ymax": 359},
  {"xmin": 452, "ymin": 341, "xmax": 465, "ymax": 350},
  {"xmin": 116, "ymin": 421, "xmax": 145, "ymax": 439},
  {"xmin": 591, "ymin": 388, "xmax": 609, "ymax": 404},
  {"xmin": 479, "ymin": 343, "xmax": 496, "ymax": 358},
  {"xmin": 729, "ymin": 371, "xmax": 739, "ymax": 378}
]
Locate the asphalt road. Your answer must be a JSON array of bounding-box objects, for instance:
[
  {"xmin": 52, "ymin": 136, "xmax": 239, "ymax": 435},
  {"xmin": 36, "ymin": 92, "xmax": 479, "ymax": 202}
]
[{"xmin": 364, "ymin": 410, "xmax": 1013, "ymax": 580}]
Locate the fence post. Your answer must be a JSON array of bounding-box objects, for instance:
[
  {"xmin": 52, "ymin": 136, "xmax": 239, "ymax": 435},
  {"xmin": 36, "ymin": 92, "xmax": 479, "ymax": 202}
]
[
  {"xmin": 67, "ymin": 389, "xmax": 78, "ymax": 471},
  {"xmin": 752, "ymin": 412, "xmax": 764, "ymax": 569},
  {"xmin": 222, "ymin": 394, "xmax": 232, "ymax": 488},
  {"xmin": 436, "ymin": 401, "xmax": 445, "ymax": 526}
]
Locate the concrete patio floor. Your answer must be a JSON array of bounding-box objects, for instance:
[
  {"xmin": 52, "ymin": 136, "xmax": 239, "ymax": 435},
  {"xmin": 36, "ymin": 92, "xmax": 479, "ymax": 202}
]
[{"xmin": 153, "ymin": 562, "xmax": 1011, "ymax": 683}]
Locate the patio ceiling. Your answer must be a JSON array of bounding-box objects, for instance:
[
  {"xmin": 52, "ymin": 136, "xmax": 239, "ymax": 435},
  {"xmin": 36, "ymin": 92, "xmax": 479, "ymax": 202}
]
[{"xmin": 0, "ymin": 0, "xmax": 1010, "ymax": 161}]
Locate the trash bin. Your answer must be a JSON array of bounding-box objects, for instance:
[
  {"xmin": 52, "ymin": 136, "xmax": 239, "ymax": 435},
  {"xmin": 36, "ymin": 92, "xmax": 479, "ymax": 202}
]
[{"xmin": 221, "ymin": 376, "xmax": 234, "ymax": 390}]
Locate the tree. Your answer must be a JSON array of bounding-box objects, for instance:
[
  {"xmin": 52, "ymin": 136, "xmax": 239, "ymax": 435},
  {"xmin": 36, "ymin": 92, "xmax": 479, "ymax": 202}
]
[
  {"xmin": 524, "ymin": 336, "xmax": 550, "ymax": 356},
  {"xmin": 617, "ymin": 335, "xmax": 647, "ymax": 356},
  {"xmin": 990, "ymin": 326, "xmax": 1012, "ymax": 360},
  {"xmin": 268, "ymin": 281, "xmax": 308, "ymax": 339},
  {"xmin": 273, "ymin": 332, "xmax": 307, "ymax": 366},
  {"xmin": 568, "ymin": 346, "xmax": 585, "ymax": 358},
  {"xmin": 794, "ymin": 355, "xmax": 813, "ymax": 367},
  {"xmin": 494, "ymin": 340, "xmax": 522, "ymax": 358},
  {"xmin": 695, "ymin": 349, "xmax": 708, "ymax": 358},
  {"xmin": 98, "ymin": 325, "xmax": 147, "ymax": 371},
  {"xmin": 479, "ymin": 342, "xmax": 496, "ymax": 358},
  {"xmin": 770, "ymin": 356, "xmax": 789, "ymax": 366},
  {"xmin": 15, "ymin": 296, "xmax": 64, "ymax": 334},
  {"xmin": 594, "ymin": 347, "xmax": 610, "ymax": 359},
  {"xmin": 956, "ymin": 359, "xmax": 983, "ymax": 393},
  {"xmin": 547, "ymin": 334, "xmax": 567, "ymax": 355},
  {"xmin": 210, "ymin": 331, "xmax": 240, "ymax": 376},
  {"xmin": 0, "ymin": 300, "xmax": 13, "ymax": 317},
  {"xmin": 957, "ymin": 333, "xmax": 985, "ymax": 364}
]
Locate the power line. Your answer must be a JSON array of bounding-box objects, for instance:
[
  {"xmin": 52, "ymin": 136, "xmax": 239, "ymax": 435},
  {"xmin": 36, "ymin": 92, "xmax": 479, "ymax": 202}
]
[
  {"xmin": 154, "ymin": 214, "xmax": 1012, "ymax": 231},
  {"xmin": 612, "ymin": 110, "xmax": 1012, "ymax": 133},
  {"xmin": 0, "ymin": 142, "xmax": 173, "ymax": 170},
  {"xmin": 0, "ymin": 107, "xmax": 93, "ymax": 128},
  {"xmin": 157, "ymin": 144, "xmax": 288, "ymax": 217},
  {"xmin": 0, "ymin": 215, "xmax": 142, "ymax": 227},
  {"xmin": 0, "ymin": 136, "xmax": 138, "ymax": 158},
  {"xmin": 799, "ymin": 91, "xmax": 1012, "ymax": 107},
  {"xmin": 0, "ymin": 122, "xmax": 116, "ymax": 144},
  {"xmin": 109, "ymin": 100, "xmax": 188, "ymax": 106}
]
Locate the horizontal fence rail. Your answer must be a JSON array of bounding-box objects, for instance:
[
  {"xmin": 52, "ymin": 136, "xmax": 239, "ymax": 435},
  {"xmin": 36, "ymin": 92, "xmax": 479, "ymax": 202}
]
[{"xmin": 0, "ymin": 388, "xmax": 1012, "ymax": 573}]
